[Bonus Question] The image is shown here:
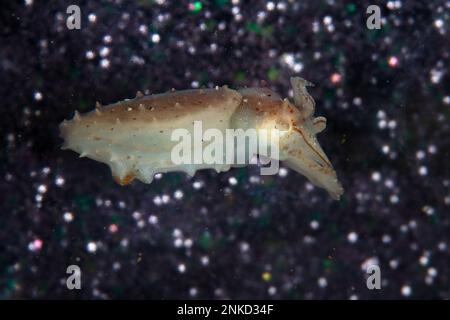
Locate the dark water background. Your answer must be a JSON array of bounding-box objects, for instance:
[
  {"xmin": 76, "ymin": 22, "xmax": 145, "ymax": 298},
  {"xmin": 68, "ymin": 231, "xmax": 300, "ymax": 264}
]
[{"xmin": 0, "ymin": 0, "xmax": 449, "ymax": 299}]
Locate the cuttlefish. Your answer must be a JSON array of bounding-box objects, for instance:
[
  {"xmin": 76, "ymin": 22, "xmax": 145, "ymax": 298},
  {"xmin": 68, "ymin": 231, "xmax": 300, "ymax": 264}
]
[{"xmin": 59, "ymin": 77, "xmax": 344, "ymax": 199}]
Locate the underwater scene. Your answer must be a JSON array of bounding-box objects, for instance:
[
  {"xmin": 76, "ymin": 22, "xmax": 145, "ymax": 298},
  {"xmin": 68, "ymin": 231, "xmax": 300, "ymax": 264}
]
[{"xmin": 1, "ymin": 0, "xmax": 449, "ymax": 299}]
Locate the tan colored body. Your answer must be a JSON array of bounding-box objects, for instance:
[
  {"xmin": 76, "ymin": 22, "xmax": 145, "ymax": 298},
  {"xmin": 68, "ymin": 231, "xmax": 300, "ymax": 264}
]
[{"xmin": 60, "ymin": 78, "xmax": 344, "ymax": 199}]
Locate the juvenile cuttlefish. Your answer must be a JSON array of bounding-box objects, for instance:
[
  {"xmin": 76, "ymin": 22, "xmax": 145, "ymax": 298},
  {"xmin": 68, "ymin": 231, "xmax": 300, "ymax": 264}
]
[{"xmin": 60, "ymin": 77, "xmax": 344, "ymax": 200}]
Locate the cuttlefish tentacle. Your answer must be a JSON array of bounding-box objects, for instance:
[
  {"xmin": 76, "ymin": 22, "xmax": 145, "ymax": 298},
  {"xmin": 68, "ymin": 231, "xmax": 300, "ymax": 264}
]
[
  {"xmin": 290, "ymin": 76, "xmax": 315, "ymax": 118},
  {"xmin": 60, "ymin": 77, "xmax": 344, "ymax": 200},
  {"xmin": 312, "ymin": 116, "xmax": 327, "ymax": 134}
]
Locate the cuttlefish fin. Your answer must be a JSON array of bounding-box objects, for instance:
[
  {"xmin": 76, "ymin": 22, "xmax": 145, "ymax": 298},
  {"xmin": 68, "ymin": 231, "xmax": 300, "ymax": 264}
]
[{"xmin": 290, "ymin": 77, "xmax": 316, "ymax": 118}]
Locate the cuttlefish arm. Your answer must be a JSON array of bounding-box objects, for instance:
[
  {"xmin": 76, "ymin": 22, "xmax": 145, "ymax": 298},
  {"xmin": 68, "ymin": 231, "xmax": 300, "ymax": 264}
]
[
  {"xmin": 290, "ymin": 77, "xmax": 315, "ymax": 118},
  {"xmin": 283, "ymin": 77, "xmax": 344, "ymax": 199}
]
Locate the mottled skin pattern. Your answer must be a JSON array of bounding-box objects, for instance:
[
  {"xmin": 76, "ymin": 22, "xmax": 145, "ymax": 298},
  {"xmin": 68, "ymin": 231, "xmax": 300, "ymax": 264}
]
[{"xmin": 60, "ymin": 77, "xmax": 343, "ymax": 199}]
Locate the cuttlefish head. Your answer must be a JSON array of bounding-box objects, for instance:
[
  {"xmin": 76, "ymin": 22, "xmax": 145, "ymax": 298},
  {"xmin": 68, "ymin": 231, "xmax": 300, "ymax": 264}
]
[
  {"xmin": 275, "ymin": 77, "xmax": 344, "ymax": 200},
  {"xmin": 234, "ymin": 78, "xmax": 343, "ymax": 199}
]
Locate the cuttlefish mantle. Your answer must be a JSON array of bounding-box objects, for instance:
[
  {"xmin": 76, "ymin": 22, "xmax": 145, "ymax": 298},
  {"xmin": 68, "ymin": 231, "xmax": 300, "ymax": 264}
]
[{"xmin": 59, "ymin": 77, "xmax": 344, "ymax": 200}]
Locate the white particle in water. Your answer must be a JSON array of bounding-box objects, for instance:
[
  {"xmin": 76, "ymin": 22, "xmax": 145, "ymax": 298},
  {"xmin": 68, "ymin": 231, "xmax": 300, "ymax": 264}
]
[
  {"xmin": 347, "ymin": 232, "xmax": 358, "ymax": 243},
  {"xmin": 390, "ymin": 194, "xmax": 399, "ymax": 204},
  {"xmin": 382, "ymin": 234, "xmax": 392, "ymax": 243},
  {"xmin": 318, "ymin": 277, "xmax": 328, "ymax": 288},
  {"xmin": 408, "ymin": 220, "xmax": 417, "ymax": 229},
  {"xmin": 201, "ymin": 255, "xmax": 210, "ymax": 266},
  {"xmin": 443, "ymin": 96, "xmax": 450, "ymax": 105},
  {"xmin": 249, "ymin": 175, "xmax": 260, "ymax": 184},
  {"xmin": 293, "ymin": 63, "xmax": 303, "ymax": 73},
  {"xmin": 378, "ymin": 119, "xmax": 387, "ymax": 129},
  {"xmin": 422, "ymin": 205, "xmax": 435, "ymax": 216},
  {"xmin": 427, "ymin": 267, "xmax": 437, "ymax": 277},
  {"xmin": 416, "ymin": 150, "xmax": 426, "ymax": 160},
  {"xmin": 305, "ymin": 182, "xmax": 314, "ymax": 191},
  {"xmin": 277, "ymin": 2, "xmax": 286, "ymax": 11},
  {"xmin": 174, "ymin": 238, "xmax": 183, "ymax": 248},
  {"xmin": 112, "ymin": 262, "xmax": 121, "ymax": 271},
  {"xmin": 55, "ymin": 176, "xmax": 65, "ymax": 186},
  {"xmin": 28, "ymin": 238, "xmax": 43, "ymax": 251},
  {"xmin": 151, "ymin": 34, "xmax": 161, "ymax": 43},
  {"xmin": 278, "ymin": 167, "xmax": 288, "ymax": 177},
  {"xmin": 388, "ymin": 120, "xmax": 397, "ymax": 129},
  {"xmin": 389, "ymin": 259, "xmax": 399, "ymax": 269},
  {"xmin": 361, "ymin": 256, "xmax": 379, "ymax": 271},
  {"xmin": 103, "ymin": 35, "xmax": 112, "ymax": 43},
  {"xmin": 388, "ymin": 56, "xmax": 399, "ymax": 67},
  {"xmin": 63, "ymin": 212, "xmax": 74, "ymax": 222},
  {"xmin": 444, "ymin": 196, "xmax": 450, "ymax": 206},
  {"xmin": 153, "ymin": 196, "xmax": 162, "ymax": 206},
  {"xmin": 419, "ymin": 255, "xmax": 429, "ymax": 266},
  {"xmin": 323, "ymin": 16, "xmax": 332, "ymax": 25},
  {"xmin": 371, "ymin": 171, "xmax": 381, "ymax": 182},
  {"xmin": 281, "ymin": 53, "xmax": 294, "ymax": 67},
  {"xmin": 99, "ymin": 46, "xmax": 110, "ymax": 57},
  {"xmin": 310, "ymin": 220, "xmax": 319, "ymax": 230},
  {"xmin": 430, "ymin": 68, "xmax": 443, "ymax": 84},
  {"xmin": 434, "ymin": 19, "xmax": 444, "ymax": 29},
  {"xmin": 132, "ymin": 211, "xmax": 141, "ymax": 220},
  {"xmin": 189, "ymin": 287, "xmax": 198, "ymax": 297},
  {"xmin": 139, "ymin": 25, "xmax": 148, "ymax": 34},
  {"xmin": 268, "ymin": 286, "xmax": 277, "ymax": 295},
  {"xmin": 193, "ymin": 181, "xmax": 203, "ymax": 189},
  {"xmin": 174, "ymin": 190, "xmax": 184, "ymax": 199},
  {"xmin": 377, "ymin": 110, "xmax": 386, "ymax": 119},
  {"xmin": 86, "ymin": 242, "xmax": 97, "ymax": 253},
  {"xmin": 86, "ymin": 50, "xmax": 95, "ymax": 59},
  {"xmin": 173, "ymin": 228, "xmax": 182, "ymax": 238},
  {"xmin": 177, "ymin": 263, "xmax": 186, "ymax": 273},
  {"xmin": 34, "ymin": 91, "xmax": 43, "ymax": 101},
  {"xmin": 387, "ymin": 1, "xmax": 396, "ymax": 10},
  {"xmin": 148, "ymin": 215, "xmax": 158, "ymax": 224},
  {"xmin": 401, "ymin": 285, "xmax": 412, "ymax": 297},
  {"xmin": 418, "ymin": 166, "xmax": 428, "ymax": 176},
  {"xmin": 37, "ymin": 184, "xmax": 47, "ymax": 193},
  {"xmin": 88, "ymin": 13, "xmax": 97, "ymax": 23},
  {"xmin": 184, "ymin": 238, "xmax": 193, "ymax": 248},
  {"xmin": 228, "ymin": 177, "xmax": 238, "ymax": 186},
  {"xmin": 385, "ymin": 179, "xmax": 394, "ymax": 189},
  {"xmin": 100, "ymin": 58, "xmax": 110, "ymax": 68},
  {"xmin": 121, "ymin": 238, "xmax": 129, "ymax": 247},
  {"xmin": 137, "ymin": 220, "xmax": 145, "ymax": 228},
  {"xmin": 353, "ymin": 97, "xmax": 362, "ymax": 106},
  {"xmin": 162, "ymin": 194, "xmax": 170, "ymax": 204},
  {"xmin": 240, "ymin": 242, "xmax": 250, "ymax": 252}
]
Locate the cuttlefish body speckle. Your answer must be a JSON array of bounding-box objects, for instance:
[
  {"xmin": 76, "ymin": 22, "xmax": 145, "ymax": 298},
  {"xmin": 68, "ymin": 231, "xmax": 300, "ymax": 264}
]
[{"xmin": 59, "ymin": 77, "xmax": 344, "ymax": 200}]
